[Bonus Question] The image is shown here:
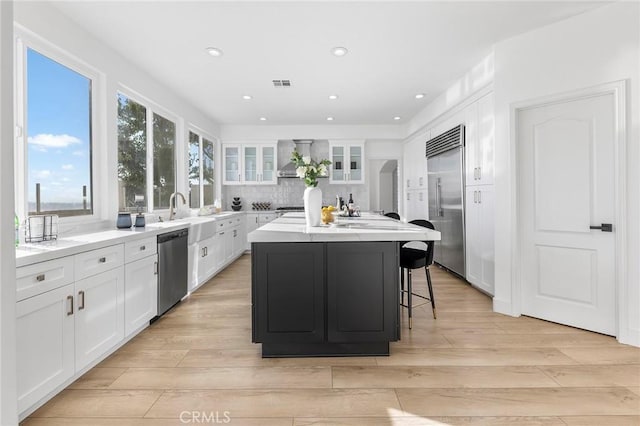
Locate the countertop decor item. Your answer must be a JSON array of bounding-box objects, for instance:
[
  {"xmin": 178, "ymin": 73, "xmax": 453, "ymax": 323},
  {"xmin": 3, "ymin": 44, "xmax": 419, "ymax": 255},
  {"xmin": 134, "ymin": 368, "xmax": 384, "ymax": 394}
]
[
  {"xmin": 117, "ymin": 212, "xmax": 132, "ymax": 229},
  {"xmin": 290, "ymin": 150, "xmax": 331, "ymax": 227},
  {"xmin": 231, "ymin": 197, "xmax": 242, "ymax": 211}
]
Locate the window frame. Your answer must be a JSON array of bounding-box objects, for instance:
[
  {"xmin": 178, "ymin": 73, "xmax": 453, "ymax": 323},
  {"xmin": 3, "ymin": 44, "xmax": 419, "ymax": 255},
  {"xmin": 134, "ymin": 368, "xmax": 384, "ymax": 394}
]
[
  {"xmin": 117, "ymin": 86, "xmax": 180, "ymax": 214},
  {"xmin": 187, "ymin": 126, "xmax": 217, "ymax": 209},
  {"xmin": 14, "ymin": 25, "xmax": 102, "ymax": 223}
]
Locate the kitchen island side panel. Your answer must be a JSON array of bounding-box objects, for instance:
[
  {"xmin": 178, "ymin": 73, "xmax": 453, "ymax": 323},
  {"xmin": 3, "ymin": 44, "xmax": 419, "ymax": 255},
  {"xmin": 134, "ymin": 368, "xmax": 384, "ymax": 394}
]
[
  {"xmin": 326, "ymin": 242, "xmax": 399, "ymax": 343},
  {"xmin": 252, "ymin": 242, "xmax": 325, "ymax": 344}
]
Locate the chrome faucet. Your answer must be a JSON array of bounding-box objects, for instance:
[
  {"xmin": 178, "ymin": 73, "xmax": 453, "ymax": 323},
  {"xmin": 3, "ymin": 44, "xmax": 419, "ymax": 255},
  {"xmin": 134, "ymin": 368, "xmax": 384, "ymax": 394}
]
[{"xmin": 168, "ymin": 192, "xmax": 186, "ymax": 221}]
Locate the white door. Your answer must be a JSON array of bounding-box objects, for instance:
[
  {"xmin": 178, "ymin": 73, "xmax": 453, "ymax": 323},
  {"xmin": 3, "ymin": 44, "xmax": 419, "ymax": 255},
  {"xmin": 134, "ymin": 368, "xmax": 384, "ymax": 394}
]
[{"xmin": 518, "ymin": 93, "xmax": 616, "ymax": 335}]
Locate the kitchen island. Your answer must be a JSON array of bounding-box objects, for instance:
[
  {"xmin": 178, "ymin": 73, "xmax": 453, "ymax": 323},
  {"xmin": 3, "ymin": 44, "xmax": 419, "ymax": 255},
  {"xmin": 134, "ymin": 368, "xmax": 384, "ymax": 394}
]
[{"xmin": 248, "ymin": 213, "xmax": 441, "ymax": 357}]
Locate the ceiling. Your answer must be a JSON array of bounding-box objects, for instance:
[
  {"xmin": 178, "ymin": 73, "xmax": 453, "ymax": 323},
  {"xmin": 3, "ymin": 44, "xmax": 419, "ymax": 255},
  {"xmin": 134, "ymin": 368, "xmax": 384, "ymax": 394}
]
[{"xmin": 51, "ymin": 1, "xmax": 605, "ymax": 126}]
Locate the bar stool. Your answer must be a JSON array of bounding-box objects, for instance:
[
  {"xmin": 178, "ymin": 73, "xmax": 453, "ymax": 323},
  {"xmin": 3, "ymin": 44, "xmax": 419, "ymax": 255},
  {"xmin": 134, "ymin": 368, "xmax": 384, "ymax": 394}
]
[
  {"xmin": 384, "ymin": 212, "xmax": 400, "ymax": 220},
  {"xmin": 400, "ymin": 219, "xmax": 436, "ymax": 328}
]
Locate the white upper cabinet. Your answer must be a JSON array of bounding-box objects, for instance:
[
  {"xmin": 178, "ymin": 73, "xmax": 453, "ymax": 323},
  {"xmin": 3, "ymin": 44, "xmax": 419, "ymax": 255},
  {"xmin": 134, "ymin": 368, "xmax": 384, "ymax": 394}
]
[
  {"xmin": 223, "ymin": 144, "xmax": 242, "ymax": 184},
  {"xmin": 465, "ymin": 92, "xmax": 494, "ymax": 186},
  {"xmin": 223, "ymin": 142, "xmax": 277, "ymax": 185},
  {"xmin": 329, "ymin": 140, "xmax": 365, "ymax": 184}
]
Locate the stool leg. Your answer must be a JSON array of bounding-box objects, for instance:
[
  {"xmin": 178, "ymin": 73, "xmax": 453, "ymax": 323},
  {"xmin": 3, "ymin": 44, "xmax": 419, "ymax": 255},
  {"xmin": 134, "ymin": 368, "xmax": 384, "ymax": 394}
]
[
  {"xmin": 408, "ymin": 268, "xmax": 413, "ymax": 329},
  {"xmin": 400, "ymin": 267, "xmax": 405, "ymax": 306},
  {"xmin": 425, "ymin": 266, "xmax": 436, "ymax": 319}
]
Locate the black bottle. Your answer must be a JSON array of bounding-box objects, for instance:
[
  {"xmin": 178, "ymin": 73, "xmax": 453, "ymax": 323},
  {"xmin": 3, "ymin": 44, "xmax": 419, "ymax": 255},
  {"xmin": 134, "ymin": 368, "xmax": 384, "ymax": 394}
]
[{"xmin": 348, "ymin": 193, "xmax": 355, "ymax": 217}]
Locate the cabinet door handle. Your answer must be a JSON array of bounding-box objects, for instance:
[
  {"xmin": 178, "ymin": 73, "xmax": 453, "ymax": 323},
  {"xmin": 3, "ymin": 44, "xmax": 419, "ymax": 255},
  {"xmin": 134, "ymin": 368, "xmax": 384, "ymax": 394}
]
[
  {"xmin": 407, "ymin": 179, "xmax": 410, "ymax": 188},
  {"xmin": 67, "ymin": 295, "xmax": 74, "ymax": 316},
  {"xmin": 478, "ymin": 190, "xmax": 482, "ymax": 204},
  {"xmin": 99, "ymin": 257, "xmax": 106, "ymax": 263},
  {"xmin": 36, "ymin": 273, "xmax": 45, "ymax": 282},
  {"xmin": 140, "ymin": 245, "xmax": 146, "ymax": 251},
  {"xmin": 478, "ymin": 167, "xmax": 482, "ymax": 180},
  {"xmin": 407, "ymin": 192, "xmax": 410, "ymax": 201},
  {"xmin": 238, "ymin": 173, "xmax": 241, "ymax": 181},
  {"xmin": 78, "ymin": 290, "xmax": 85, "ymax": 310},
  {"xmin": 205, "ymin": 247, "xmax": 208, "ymax": 256},
  {"xmin": 154, "ymin": 261, "xmax": 158, "ymax": 275},
  {"xmin": 474, "ymin": 191, "xmax": 477, "ymax": 203}
]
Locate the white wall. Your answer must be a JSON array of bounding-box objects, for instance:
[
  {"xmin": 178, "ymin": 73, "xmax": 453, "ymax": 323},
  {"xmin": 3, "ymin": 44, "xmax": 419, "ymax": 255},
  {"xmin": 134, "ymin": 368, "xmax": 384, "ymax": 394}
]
[
  {"xmin": 14, "ymin": 2, "xmax": 220, "ymax": 229},
  {"xmin": 492, "ymin": 2, "xmax": 640, "ymax": 345},
  {"xmin": 0, "ymin": 1, "xmax": 17, "ymax": 424}
]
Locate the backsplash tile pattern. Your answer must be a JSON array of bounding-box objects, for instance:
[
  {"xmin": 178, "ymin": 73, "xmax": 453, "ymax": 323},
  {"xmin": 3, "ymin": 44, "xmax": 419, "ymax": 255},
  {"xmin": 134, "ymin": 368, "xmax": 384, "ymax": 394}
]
[{"xmin": 222, "ymin": 179, "xmax": 369, "ymax": 211}]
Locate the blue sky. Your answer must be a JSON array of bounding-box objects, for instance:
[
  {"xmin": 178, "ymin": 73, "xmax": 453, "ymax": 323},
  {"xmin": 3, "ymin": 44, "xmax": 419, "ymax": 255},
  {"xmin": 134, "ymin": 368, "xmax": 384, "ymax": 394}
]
[{"xmin": 27, "ymin": 48, "xmax": 91, "ymax": 205}]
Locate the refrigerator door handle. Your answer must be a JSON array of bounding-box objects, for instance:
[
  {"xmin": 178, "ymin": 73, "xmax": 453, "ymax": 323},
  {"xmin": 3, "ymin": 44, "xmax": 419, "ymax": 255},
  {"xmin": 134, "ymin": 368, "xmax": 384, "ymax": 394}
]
[{"xmin": 436, "ymin": 177, "xmax": 443, "ymax": 217}]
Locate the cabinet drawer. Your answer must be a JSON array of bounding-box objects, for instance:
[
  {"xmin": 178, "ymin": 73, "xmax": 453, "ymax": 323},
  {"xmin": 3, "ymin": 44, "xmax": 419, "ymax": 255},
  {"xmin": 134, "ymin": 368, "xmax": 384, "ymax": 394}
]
[
  {"xmin": 124, "ymin": 237, "xmax": 157, "ymax": 263},
  {"xmin": 258, "ymin": 213, "xmax": 276, "ymax": 223},
  {"xmin": 74, "ymin": 244, "xmax": 124, "ymax": 280},
  {"xmin": 16, "ymin": 256, "xmax": 75, "ymax": 302}
]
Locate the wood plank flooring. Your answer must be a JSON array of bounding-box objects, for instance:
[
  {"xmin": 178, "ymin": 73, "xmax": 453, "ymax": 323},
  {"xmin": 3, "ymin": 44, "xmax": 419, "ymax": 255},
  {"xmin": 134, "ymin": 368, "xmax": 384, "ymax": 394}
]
[{"xmin": 23, "ymin": 255, "xmax": 640, "ymax": 425}]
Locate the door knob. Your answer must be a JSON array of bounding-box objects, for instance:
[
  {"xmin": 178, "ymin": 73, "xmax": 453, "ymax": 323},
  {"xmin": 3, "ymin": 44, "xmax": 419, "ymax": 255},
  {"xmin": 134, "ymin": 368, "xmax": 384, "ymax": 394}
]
[{"xmin": 590, "ymin": 223, "xmax": 613, "ymax": 232}]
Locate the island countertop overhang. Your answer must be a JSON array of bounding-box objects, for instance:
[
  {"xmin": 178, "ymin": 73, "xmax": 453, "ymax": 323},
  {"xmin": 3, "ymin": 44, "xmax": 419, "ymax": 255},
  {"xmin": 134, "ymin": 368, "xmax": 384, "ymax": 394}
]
[{"xmin": 248, "ymin": 212, "xmax": 441, "ymax": 243}]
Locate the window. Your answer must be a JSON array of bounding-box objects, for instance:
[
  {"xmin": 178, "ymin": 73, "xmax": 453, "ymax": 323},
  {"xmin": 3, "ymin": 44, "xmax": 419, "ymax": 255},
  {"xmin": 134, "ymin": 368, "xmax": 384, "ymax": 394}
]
[
  {"xmin": 117, "ymin": 94, "xmax": 147, "ymax": 212},
  {"xmin": 188, "ymin": 130, "xmax": 215, "ymax": 208},
  {"xmin": 21, "ymin": 47, "xmax": 94, "ymax": 217},
  {"xmin": 117, "ymin": 92, "xmax": 176, "ymax": 212}
]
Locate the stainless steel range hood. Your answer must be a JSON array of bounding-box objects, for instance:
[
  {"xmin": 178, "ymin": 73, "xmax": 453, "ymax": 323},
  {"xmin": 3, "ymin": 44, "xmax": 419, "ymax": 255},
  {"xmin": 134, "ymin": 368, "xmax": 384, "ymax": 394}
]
[{"xmin": 277, "ymin": 140, "xmax": 313, "ymax": 178}]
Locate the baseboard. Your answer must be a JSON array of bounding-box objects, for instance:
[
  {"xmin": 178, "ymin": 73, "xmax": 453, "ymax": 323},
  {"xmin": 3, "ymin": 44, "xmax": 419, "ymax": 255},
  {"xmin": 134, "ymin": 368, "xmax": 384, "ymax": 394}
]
[
  {"xmin": 493, "ymin": 297, "xmax": 517, "ymax": 317},
  {"xmin": 618, "ymin": 326, "xmax": 640, "ymax": 347}
]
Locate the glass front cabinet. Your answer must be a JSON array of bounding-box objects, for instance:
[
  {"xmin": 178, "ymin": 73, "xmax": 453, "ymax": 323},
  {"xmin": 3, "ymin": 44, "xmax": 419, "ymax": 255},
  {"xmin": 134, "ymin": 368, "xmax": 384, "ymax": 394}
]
[
  {"xmin": 329, "ymin": 140, "xmax": 365, "ymax": 184},
  {"xmin": 223, "ymin": 142, "xmax": 277, "ymax": 185}
]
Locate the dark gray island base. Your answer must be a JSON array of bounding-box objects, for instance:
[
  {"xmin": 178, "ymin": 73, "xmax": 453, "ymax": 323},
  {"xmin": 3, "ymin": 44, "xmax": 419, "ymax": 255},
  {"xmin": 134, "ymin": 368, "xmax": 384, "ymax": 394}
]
[{"xmin": 251, "ymin": 241, "xmax": 400, "ymax": 357}]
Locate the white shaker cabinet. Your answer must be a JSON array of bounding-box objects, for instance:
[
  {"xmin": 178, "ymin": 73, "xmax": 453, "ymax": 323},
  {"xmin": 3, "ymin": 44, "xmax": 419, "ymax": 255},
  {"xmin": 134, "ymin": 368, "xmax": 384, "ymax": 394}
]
[
  {"xmin": 196, "ymin": 236, "xmax": 217, "ymax": 286},
  {"xmin": 465, "ymin": 186, "xmax": 495, "ymax": 295},
  {"xmin": 74, "ymin": 266, "xmax": 125, "ymax": 371},
  {"xmin": 465, "ymin": 92, "xmax": 494, "ymax": 186},
  {"xmin": 16, "ymin": 283, "xmax": 75, "ymax": 413},
  {"xmin": 329, "ymin": 140, "xmax": 365, "ymax": 184},
  {"xmin": 124, "ymin": 254, "xmax": 158, "ymax": 337}
]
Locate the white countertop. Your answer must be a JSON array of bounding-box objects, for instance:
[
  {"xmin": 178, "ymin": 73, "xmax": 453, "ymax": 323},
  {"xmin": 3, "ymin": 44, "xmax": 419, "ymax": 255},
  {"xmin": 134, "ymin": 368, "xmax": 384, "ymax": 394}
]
[
  {"xmin": 15, "ymin": 211, "xmax": 245, "ymax": 267},
  {"xmin": 247, "ymin": 212, "xmax": 441, "ymax": 243}
]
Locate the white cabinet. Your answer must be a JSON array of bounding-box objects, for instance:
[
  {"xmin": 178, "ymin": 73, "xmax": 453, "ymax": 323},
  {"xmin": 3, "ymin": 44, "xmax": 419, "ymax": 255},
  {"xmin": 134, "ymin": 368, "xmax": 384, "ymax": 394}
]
[
  {"xmin": 404, "ymin": 135, "xmax": 427, "ymax": 192},
  {"xmin": 124, "ymin": 254, "xmax": 157, "ymax": 336},
  {"xmin": 465, "ymin": 186, "xmax": 494, "ymax": 295},
  {"xmin": 465, "ymin": 93, "xmax": 494, "ymax": 186},
  {"xmin": 74, "ymin": 266, "xmax": 125, "ymax": 371},
  {"xmin": 405, "ymin": 190, "xmax": 428, "ymax": 222},
  {"xmin": 223, "ymin": 142, "xmax": 278, "ymax": 185},
  {"xmin": 245, "ymin": 212, "xmax": 277, "ymax": 249},
  {"xmin": 329, "ymin": 141, "xmax": 365, "ymax": 184},
  {"xmin": 196, "ymin": 236, "xmax": 217, "ymax": 286},
  {"xmin": 16, "ymin": 283, "xmax": 75, "ymax": 413}
]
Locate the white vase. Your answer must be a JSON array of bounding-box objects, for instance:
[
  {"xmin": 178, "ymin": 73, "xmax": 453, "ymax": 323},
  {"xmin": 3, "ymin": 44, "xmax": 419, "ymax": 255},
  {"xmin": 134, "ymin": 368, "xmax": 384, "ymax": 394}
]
[{"xmin": 303, "ymin": 186, "xmax": 322, "ymax": 227}]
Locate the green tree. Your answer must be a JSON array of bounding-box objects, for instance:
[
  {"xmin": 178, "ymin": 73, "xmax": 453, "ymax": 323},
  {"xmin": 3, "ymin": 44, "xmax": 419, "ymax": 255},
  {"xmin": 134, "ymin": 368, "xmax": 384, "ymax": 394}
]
[{"xmin": 117, "ymin": 95, "xmax": 147, "ymax": 211}]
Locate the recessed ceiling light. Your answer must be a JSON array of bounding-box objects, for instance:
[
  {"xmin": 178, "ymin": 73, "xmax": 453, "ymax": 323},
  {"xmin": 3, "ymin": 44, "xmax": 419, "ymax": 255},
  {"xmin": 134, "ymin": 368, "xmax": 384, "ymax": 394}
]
[
  {"xmin": 326, "ymin": 117, "xmax": 334, "ymax": 121},
  {"xmin": 242, "ymin": 95, "xmax": 252, "ymax": 100},
  {"xmin": 393, "ymin": 116, "xmax": 401, "ymax": 121},
  {"xmin": 259, "ymin": 117, "xmax": 267, "ymax": 121},
  {"xmin": 205, "ymin": 47, "xmax": 223, "ymax": 57},
  {"xmin": 328, "ymin": 95, "xmax": 339, "ymax": 100},
  {"xmin": 415, "ymin": 93, "xmax": 425, "ymax": 99},
  {"xmin": 331, "ymin": 47, "xmax": 348, "ymax": 57}
]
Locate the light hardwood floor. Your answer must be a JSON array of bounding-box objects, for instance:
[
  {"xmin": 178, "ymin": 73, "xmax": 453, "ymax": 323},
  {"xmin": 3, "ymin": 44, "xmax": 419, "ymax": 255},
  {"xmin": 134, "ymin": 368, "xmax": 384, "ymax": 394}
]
[{"xmin": 23, "ymin": 255, "xmax": 640, "ymax": 425}]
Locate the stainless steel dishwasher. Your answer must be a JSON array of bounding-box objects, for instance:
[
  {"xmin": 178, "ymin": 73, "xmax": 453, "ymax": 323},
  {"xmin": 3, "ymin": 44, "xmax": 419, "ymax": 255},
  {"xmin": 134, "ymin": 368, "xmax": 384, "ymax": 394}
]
[{"xmin": 157, "ymin": 228, "xmax": 188, "ymax": 316}]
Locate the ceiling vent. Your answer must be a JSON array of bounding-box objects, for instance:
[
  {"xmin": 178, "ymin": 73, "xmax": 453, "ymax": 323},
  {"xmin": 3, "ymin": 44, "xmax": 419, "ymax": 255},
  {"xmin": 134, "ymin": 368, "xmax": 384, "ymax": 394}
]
[{"xmin": 272, "ymin": 79, "xmax": 292, "ymax": 87}]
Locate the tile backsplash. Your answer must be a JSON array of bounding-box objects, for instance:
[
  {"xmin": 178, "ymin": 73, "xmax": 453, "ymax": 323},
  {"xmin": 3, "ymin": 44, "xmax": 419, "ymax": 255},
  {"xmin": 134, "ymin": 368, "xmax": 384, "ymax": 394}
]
[{"xmin": 223, "ymin": 179, "xmax": 369, "ymax": 211}]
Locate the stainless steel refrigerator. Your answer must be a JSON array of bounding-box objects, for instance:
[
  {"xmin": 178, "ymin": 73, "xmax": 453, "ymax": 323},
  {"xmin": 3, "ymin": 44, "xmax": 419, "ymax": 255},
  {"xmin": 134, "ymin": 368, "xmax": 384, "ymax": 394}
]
[{"xmin": 427, "ymin": 125, "xmax": 465, "ymax": 277}]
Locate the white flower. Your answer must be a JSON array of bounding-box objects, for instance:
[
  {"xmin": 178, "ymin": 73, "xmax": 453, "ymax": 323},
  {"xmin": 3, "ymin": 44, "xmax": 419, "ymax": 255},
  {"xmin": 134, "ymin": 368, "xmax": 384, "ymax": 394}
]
[
  {"xmin": 296, "ymin": 166, "xmax": 307, "ymax": 178},
  {"xmin": 308, "ymin": 165, "xmax": 317, "ymax": 174},
  {"xmin": 318, "ymin": 164, "xmax": 327, "ymax": 176},
  {"xmin": 302, "ymin": 156, "xmax": 311, "ymax": 165}
]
